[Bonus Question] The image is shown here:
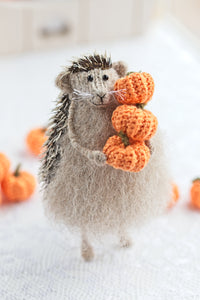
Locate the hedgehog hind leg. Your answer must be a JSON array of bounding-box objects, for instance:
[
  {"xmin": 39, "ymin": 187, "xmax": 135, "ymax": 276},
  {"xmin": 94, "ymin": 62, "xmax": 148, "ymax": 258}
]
[{"xmin": 81, "ymin": 231, "xmax": 94, "ymax": 262}]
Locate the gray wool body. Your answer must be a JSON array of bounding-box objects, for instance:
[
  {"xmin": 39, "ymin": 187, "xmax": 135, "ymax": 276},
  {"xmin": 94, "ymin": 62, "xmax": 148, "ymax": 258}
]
[{"xmin": 40, "ymin": 54, "xmax": 171, "ymax": 261}]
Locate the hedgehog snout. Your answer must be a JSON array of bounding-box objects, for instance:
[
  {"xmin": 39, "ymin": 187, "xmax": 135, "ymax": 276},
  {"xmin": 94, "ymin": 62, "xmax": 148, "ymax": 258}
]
[{"xmin": 96, "ymin": 93, "xmax": 106, "ymax": 103}]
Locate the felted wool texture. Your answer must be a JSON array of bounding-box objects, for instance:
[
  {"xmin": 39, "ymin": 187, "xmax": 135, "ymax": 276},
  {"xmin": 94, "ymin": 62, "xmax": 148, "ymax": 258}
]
[
  {"xmin": 40, "ymin": 55, "xmax": 171, "ymax": 237},
  {"xmin": 42, "ymin": 127, "xmax": 171, "ymax": 237}
]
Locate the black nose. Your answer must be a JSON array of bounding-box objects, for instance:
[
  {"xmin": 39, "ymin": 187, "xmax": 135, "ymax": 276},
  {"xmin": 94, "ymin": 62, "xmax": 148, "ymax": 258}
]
[{"xmin": 97, "ymin": 94, "xmax": 106, "ymax": 103}]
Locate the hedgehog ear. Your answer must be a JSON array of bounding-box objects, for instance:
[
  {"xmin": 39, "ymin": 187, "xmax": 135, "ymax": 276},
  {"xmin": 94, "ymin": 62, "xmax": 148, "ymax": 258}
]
[
  {"xmin": 55, "ymin": 71, "xmax": 72, "ymax": 92},
  {"xmin": 113, "ymin": 61, "xmax": 127, "ymax": 78}
]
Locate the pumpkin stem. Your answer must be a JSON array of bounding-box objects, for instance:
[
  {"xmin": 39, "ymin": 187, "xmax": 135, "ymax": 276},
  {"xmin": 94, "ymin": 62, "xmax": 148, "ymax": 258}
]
[
  {"xmin": 192, "ymin": 177, "xmax": 200, "ymax": 183},
  {"xmin": 118, "ymin": 131, "xmax": 130, "ymax": 147},
  {"xmin": 126, "ymin": 70, "xmax": 142, "ymax": 76},
  {"xmin": 41, "ymin": 127, "xmax": 47, "ymax": 133},
  {"xmin": 126, "ymin": 71, "xmax": 134, "ymax": 76},
  {"xmin": 14, "ymin": 163, "xmax": 21, "ymax": 177},
  {"xmin": 136, "ymin": 103, "xmax": 146, "ymax": 110}
]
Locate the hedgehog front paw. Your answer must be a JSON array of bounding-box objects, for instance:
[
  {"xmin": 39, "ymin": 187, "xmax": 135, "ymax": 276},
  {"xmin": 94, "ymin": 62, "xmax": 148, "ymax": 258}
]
[{"xmin": 92, "ymin": 151, "xmax": 107, "ymax": 166}]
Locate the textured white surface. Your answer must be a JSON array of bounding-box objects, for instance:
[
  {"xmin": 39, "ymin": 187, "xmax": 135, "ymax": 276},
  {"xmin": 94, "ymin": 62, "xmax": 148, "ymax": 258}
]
[{"xmin": 0, "ymin": 21, "xmax": 200, "ymax": 299}]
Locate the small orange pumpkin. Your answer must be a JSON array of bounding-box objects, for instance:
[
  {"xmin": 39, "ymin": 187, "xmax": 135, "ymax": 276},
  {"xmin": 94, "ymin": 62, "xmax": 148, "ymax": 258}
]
[
  {"xmin": 103, "ymin": 135, "xmax": 150, "ymax": 172},
  {"xmin": 112, "ymin": 105, "xmax": 158, "ymax": 141},
  {"xmin": 114, "ymin": 72, "xmax": 155, "ymax": 105},
  {"xmin": 190, "ymin": 178, "xmax": 200, "ymax": 209},
  {"xmin": 0, "ymin": 153, "xmax": 10, "ymax": 182},
  {"xmin": 1, "ymin": 164, "xmax": 36, "ymax": 202},
  {"xmin": 26, "ymin": 127, "xmax": 47, "ymax": 156},
  {"xmin": 168, "ymin": 183, "xmax": 179, "ymax": 208}
]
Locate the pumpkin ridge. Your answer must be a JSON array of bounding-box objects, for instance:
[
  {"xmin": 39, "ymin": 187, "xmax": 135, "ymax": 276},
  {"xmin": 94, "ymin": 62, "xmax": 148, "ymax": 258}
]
[
  {"xmin": 146, "ymin": 112, "xmax": 158, "ymax": 140},
  {"xmin": 139, "ymin": 74, "xmax": 149, "ymax": 103},
  {"xmin": 130, "ymin": 109, "xmax": 146, "ymax": 140},
  {"xmin": 142, "ymin": 111, "xmax": 153, "ymax": 140},
  {"xmin": 0, "ymin": 153, "xmax": 10, "ymax": 182},
  {"xmin": 20, "ymin": 172, "xmax": 36, "ymax": 195},
  {"xmin": 131, "ymin": 142, "xmax": 150, "ymax": 172}
]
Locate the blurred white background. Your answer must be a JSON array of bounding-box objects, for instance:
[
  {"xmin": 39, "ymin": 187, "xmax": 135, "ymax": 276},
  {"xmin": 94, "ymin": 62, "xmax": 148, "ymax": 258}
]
[{"xmin": 0, "ymin": 0, "xmax": 200, "ymax": 55}]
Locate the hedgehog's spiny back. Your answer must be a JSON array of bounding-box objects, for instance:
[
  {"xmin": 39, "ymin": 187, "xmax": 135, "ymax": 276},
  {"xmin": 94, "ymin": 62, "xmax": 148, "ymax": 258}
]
[
  {"xmin": 39, "ymin": 94, "xmax": 71, "ymax": 187},
  {"xmin": 68, "ymin": 54, "xmax": 112, "ymax": 73}
]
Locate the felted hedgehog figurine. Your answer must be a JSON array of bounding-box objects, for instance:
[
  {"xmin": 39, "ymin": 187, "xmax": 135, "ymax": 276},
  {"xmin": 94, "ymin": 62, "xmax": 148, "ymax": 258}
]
[{"xmin": 40, "ymin": 53, "xmax": 171, "ymax": 261}]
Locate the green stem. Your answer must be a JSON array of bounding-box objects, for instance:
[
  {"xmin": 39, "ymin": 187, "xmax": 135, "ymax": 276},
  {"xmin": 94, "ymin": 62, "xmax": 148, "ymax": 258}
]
[
  {"xmin": 14, "ymin": 163, "xmax": 21, "ymax": 177},
  {"xmin": 192, "ymin": 177, "xmax": 200, "ymax": 183},
  {"xmin": 118, "ymin": 131, "xmax": 130, "ymax": 147},
  {"xmin": 136, "ymin": 103, "xmax": 146, "ymax": 110},
  {"xmin": 126, "ymin": 70, "xmax": 142, "ymax": 76},
  {"xmin": 41, "ymin": 127, "xmax": 47, "ymax": 133}
]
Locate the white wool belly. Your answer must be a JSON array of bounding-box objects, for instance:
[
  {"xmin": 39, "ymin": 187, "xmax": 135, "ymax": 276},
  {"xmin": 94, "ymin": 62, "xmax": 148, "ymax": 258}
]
[{"xmin": 43, "ymin": 101, "xmax": 171, "ymax": 235}]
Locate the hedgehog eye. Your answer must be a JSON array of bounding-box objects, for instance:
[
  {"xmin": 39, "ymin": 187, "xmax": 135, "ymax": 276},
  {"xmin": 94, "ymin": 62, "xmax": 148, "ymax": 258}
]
[
  {"xmin": 102, "ymin": 74, "xmax": 109, "ymax": 81},
  {"xmin": 87, "ymin": 75, "xmax": 93, "ymax": 82}
]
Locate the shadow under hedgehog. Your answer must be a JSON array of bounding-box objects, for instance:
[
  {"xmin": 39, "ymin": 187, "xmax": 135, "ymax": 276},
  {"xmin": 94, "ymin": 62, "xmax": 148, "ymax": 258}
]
[{"xmin": 39, "ymin": 53, "xmax": 171, "ymax": 261}]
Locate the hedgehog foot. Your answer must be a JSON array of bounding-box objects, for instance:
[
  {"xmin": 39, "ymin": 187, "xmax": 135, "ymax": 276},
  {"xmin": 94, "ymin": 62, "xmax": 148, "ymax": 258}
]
[
  {"xmin": 119, "ymin": 235, "xmax": 132, "ymax": 248},
  {"xmin": 81, "ymin": 234, "xmax": 94, "ymax": 262}
]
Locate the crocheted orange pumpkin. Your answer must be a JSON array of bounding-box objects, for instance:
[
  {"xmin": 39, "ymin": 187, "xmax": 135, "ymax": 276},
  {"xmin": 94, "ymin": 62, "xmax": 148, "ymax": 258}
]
[
  {"xmin": 190, "ymin": 178, "xmax": 200, "ymax": 209},
  {"xmin": 112, "ymin": 105, "xmax": 158, "ymax": 141},
  {"xmin": 0, "ymin": 153, "xmax": 10, "ymax": 182},
  {"xmin": 1, "ymin": 164, "xmax": 36, "ymax": 202},
  {"xmin": 26, "ymin": 127, "xmax": 47, "ymax": 156},
  {"xmin": 114, "ymin": 72, "xmax": 154, "ymax": 105},
  {"xmin": 103, "ymin": 135, "xmax": 150, "ymax": 172}
]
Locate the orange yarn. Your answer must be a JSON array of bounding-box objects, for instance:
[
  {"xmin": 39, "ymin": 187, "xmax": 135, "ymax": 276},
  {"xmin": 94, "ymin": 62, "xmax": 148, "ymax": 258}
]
[
  {"xmin": 103, "ymin": 135, "xmax": 150, "ymax": 172},
  {"xmin": 168, "ymin": 183, "xmax": 179, "ymax": 207},
  {"xmin": 114, "ymin": 72, "xmax": 154, "ymax": 105},
  {"xmin": 0, "ymin": 153, "xmax": 10, "ymax": 182},
  {"xmin": 190, "ymin": 178, "xmax": 200, "ymax": 209},
  {"xmin": 112, "ymin": 105, "xmax": 158, "ymax": 141},
  {"xmin": 26, "ymin": 127, "xmax": 47, "ymax": 156},
  {"xmin": 1, "ymin": 164, "xmax": 36, "ymax": 202},
  {"xmin": 104, "ymin": 71, "xmax": 156, "ymax": 172}
]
